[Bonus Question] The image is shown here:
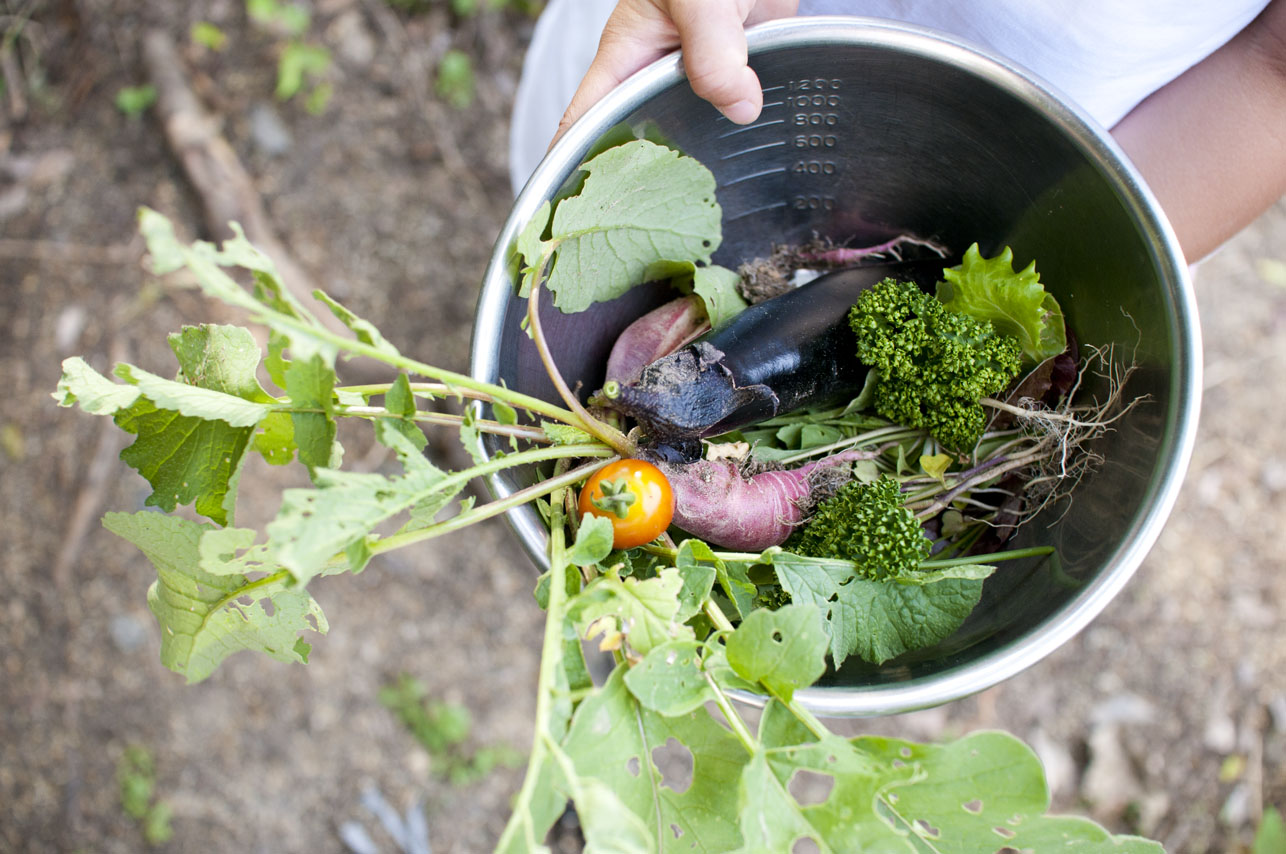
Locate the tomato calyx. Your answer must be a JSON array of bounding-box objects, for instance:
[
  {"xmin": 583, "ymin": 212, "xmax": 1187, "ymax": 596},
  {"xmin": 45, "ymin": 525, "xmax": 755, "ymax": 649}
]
[{"xmin": 589, "ymin": 477, "xmax": 637, "ymax": 519}]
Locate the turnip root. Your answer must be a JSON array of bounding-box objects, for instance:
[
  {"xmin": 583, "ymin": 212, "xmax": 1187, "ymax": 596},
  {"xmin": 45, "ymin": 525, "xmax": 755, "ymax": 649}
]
[
  {"xmin": 604, "ymin": 294, "xmax": 709, "ymax": 387},
  {"xmin": 657, "ymin": 449, "xmax": 875, "ymax": 551}
]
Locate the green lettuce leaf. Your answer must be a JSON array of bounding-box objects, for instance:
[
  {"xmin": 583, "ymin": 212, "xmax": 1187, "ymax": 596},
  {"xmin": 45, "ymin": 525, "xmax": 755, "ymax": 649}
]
[{"xmin": 937, "ymin": 243, "xmax": 1067, "ymax": 364}]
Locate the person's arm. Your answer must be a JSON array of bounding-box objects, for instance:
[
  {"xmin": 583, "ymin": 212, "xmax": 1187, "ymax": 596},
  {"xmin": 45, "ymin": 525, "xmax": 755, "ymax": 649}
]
[
  {"xmin": 553, "ymin": 0, "xmax": 799, "ymax": 142},
  {"xmin": 1111, "ymin": 0, "xmax": 1286, "ymax": 262}
]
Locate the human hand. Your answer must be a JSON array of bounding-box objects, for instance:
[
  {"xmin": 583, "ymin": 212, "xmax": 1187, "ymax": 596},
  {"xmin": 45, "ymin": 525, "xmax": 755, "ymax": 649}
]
[{"xmin": 553, "ymin": 0, "xmax": 800, "ymax": 144}]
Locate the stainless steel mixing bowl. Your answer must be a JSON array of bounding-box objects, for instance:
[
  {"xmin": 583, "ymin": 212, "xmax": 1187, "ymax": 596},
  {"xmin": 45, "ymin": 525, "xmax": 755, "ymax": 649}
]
[{"xmin": 470, "ymin": 17, "xmax": 1200, "ymax": 715}]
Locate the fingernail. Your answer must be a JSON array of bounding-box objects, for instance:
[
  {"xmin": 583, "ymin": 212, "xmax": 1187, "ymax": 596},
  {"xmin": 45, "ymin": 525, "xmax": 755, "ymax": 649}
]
[{"xmin": 721, "ymin": 100, "xmax": 759, "ymax": 124}]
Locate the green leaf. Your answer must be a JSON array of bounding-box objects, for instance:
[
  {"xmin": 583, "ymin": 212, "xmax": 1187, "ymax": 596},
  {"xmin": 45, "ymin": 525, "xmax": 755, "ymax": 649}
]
[
  {"xmin": 673, "ymin": 540, "xmax": 717, "ymax": 623},
  {"xmin": 381, "ymin": 372, "xmax": 427, "ymax": 453},
  {"xmin": 769, "ymin": 552, "xmax": 993, "ymax": 666},
  {"xmin": 104, "ymin": 512, "xmax": 327, "ymax": 683},
  {"xmin": 937, "ymin": 243, "xmax": 1066, "ymax": 364},
  {"xmin": 691, "ymin": 264, "xmax": 747, "ymax": 329},
  {"xmin": 114, "ymin": 364, "xmax": 271, "ymax": 427},
  {"xmin": 285, "ymin": 353, "xmax": 336, "ymax": 469},
  {"xmin": 541, "ymin": 421, "xmax": 594, "ymax": 446},
  {"xmin": 724, "ymin": 604, "xmax": 827, "ymax": 703},
  {"xmin": 114, "ymin": 396, "xmax": 254, "ymax": 527},
  {"xmin": 562, "ymin": 668, "xmax": 748, "ymax": 853},
  {"xmin": 768, "ymin": 552, "xmax": 852, "ymax": 668},
  {"xmin": 572, "ymin": 567, "xmax": 693, "ymax": 657},
  {"xmin": 567, "ymin": 514, "xmax": 615, "ymax": 567},
  {"xmin": 543, "ymin": 140, "xmax": 722, "ymax": 313},
  {"xmin": 435, "ymin": 49, "xmax": 475, "ymax": 109},
  {"xmin": 191, "ymin": 21, "xmax": 228, "ymax": 51},
  {"xmin": 267, "ymin": 428, "xmax": 453, "ymax": 585},
  {"xmin": 856, "ymin": 731, "xmax": 1165, "ymax": 852},
  {"xmin": 313, "ymin": 291, "xmax": 399, "ymax": 357},
  {"xmin": 114, "ymin": 85, "xmax": 157, "ymax": 117},
  {"xmin": 734, "ymin": 735, "xmax": 904, "ymax": 854},
  {"xmin": 1254, "ymin": 807, "xmax": 1285, "ymax": 854},
  {"xmin": 276, "ymin": 42, "xmax": 330, "ymax": 101},
  {"xmin": 840, "ymin": 574, "xmax": 985, "ymax": 665},
  {"xmin": 54, "ymin": 357, "xmax": 141, "ymax": 415},
  {"xmin": 623, "ymin": 640, "xmax": 712, "ymax": 717}
]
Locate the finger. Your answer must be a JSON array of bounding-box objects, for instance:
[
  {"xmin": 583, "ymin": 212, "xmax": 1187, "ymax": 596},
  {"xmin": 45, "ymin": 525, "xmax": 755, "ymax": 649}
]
[
  {"xmin": 552, "ymin": 3, "xmax": 678, "ymax": 145},
  {"xmin": 669, "ymin": 0, "xmax": 764, "ymax": 123}
]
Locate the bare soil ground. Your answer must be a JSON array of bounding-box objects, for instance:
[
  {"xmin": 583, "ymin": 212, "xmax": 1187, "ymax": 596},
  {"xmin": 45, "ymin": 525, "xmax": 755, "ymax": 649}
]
[{"xmin": 1, "ymin": 3, "xmax": 1283, "ymax": 853}]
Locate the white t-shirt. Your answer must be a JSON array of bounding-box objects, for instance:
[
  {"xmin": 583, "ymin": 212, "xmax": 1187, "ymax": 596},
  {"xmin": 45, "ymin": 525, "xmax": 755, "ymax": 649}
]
[{"xmin": 509, "ymin": 0, "xmax": 1271, "ymax": 194}]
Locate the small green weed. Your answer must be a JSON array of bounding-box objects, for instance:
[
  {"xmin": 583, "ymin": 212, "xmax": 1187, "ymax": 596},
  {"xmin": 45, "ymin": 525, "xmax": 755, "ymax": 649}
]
[
  {"xmin": 1253, "ymin": 807, "xmax": 1285, "ymax": 854},
  {"xmin": 116, "ymin": 745, "xmax": 173, "ymax": 845},
  {"xmin": 190, "ymin": 21, "xmax": 228, "ymax": 52},
  {"xmin": 114, "ymin": 85, "xmax": 157, "ymax": 118},
  {"xmin": 379, "ymin": 674, "xmax": 523, "ymax": 786},
  {"xmin": 435, "ymin": 50, "xmax": 474, "ymax": 109}
]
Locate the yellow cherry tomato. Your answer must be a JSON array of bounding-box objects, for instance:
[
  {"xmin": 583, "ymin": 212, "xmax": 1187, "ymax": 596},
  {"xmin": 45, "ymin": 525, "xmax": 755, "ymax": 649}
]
[{"xmin": 577, "ymin": 459, "xmax": 675, "ymax": 549}]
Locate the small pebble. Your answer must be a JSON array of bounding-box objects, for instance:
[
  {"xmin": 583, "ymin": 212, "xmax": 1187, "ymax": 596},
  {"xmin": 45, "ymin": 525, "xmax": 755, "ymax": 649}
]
[
  {"xmin": 1089, "ymin": 692, "xmax": 1155, "ymax": 726},
  {"xmin": 339, "ymin": 821, "xmax": 379, "ymax": 854},
  {"xmin": 108, "ymin": 614, "xmax": 148, "ymax": 653},
  {"xmin": 250, "ymin": 103, "xmax": 293, "ymax": 157}
]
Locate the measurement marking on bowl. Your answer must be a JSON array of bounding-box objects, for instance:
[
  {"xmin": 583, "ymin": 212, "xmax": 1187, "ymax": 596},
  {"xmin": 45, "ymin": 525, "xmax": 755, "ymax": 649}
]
[
  {"xmin": 726, "ymin": 200, "xmax": 788, "ymax": 222},
  {"xmin": 721, "ymin": 166, "xmax": 788, "ymax": 188},
  {"xmin": 717, "ymin": 118, "xmax": 787, "ymax": 139},
  {"xmin": 719, "ymin": 140, "xmax": 788, "ymax": 160}
]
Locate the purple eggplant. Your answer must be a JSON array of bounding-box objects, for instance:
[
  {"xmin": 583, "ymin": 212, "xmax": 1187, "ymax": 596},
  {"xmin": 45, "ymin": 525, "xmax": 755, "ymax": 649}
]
[{"xmin": 602, "ymin": 259, "xmax": 945, "ymax": 444}]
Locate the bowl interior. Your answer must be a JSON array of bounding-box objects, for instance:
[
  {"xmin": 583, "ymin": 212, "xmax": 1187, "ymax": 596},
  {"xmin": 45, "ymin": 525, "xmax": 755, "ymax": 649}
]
[{"xmin": 471, "ymin": 19, "xmax": 1198, "ymax": 715}]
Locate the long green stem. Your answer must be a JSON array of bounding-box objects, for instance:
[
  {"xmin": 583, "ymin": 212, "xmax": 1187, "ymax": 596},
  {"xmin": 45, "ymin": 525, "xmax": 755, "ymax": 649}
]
[
  {"xmin": 919, "ymin": 545, "xmax": 1054, "ymax": 569},
  {"xmin": 495, "ymin": 489, "xmax": 574, "ymax": 853},
  {"xmin": 247, "ymin": 299, "xmax": 589, "ymax": 429},
  {"xmin": 525, "ymin": 267, "xmax": 633, "ymax": 457},
  {"xmin": 340, "ymin": 405, "xmax": 549, "ymax": 442},
  {"xmin": 372, "ymin": 454, "xmax": 615, "ymax": 555}
]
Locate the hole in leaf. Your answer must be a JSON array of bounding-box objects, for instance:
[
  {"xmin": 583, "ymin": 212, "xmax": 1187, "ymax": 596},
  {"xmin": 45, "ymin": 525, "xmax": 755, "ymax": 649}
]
[
  {"xmin": 792, "ymin": 837, "xmax": 821, "ymax": 854},
  {"xmin": 652, "ymin": 737, "xmax": 693, "ymax": 794},
  {"xmin": 787, "ymin": 769, "xmax": 834, "ymax": 806},
  {"xmin": 670, "ymin": 824, "xmax": 683, "ymax": 839},
  {"xmin": 892, "ymin": 759, "xmax": 905, "ymax": 768},
  {"xmin": 887, "ymin": 792, "xmax": 899, "ymax": 804},
  {"xmin": 261, "ymin": 599, "xmax": 276, "ymax": 617},
  {"xmin": 993, "ymin": 826, "xmax": 1016, "ymax": 839},
  {"xmin": 772, "ymin": 630, "xmax": 784, "ymax": 643},
  {"xmin": 914, "ymin": 819, "xmax": 941, "ymax": 838},
  {"xmin": 899, "ymin": 746, "xmax": 912, "ymax": 758},
  {"xmin": 963, "ymin": 799, "xmax": 983, "ymax": 814},
  {"xmin": 625, "ymin": 756, "xmax": 641, "ymax": 777}
]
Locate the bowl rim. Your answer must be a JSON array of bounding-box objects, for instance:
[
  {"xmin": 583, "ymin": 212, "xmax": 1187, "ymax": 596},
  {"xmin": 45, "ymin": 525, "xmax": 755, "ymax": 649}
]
[{"xmin": 470, "ymin": 16, "xmax": 1201, "ymax": 717}]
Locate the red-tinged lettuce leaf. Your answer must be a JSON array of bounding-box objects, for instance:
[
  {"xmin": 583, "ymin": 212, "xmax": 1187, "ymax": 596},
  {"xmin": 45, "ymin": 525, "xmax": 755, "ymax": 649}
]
[
  {"xmin": 104, "ymin": 511, "xmax": 327, "ymax": 684},
  {"xmin": 938, "ymin": 243, "xmax": 1067, "ymax": 364},
  {"xmin": 541, "ymin": 140, "xmax": 723, "ymax": 313}
]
